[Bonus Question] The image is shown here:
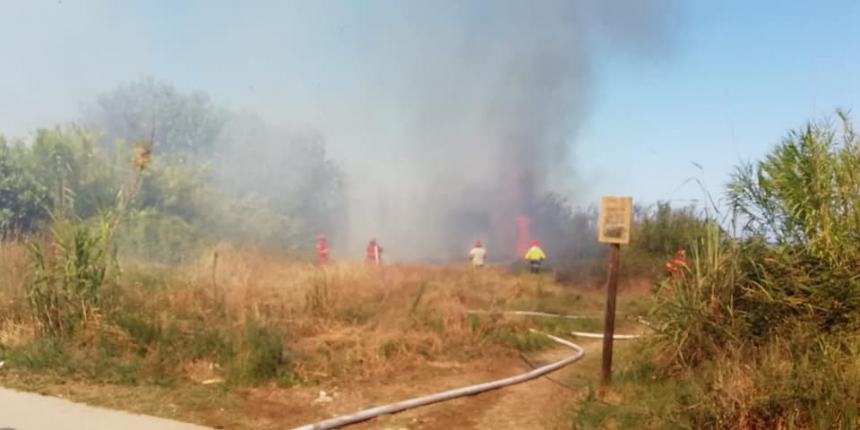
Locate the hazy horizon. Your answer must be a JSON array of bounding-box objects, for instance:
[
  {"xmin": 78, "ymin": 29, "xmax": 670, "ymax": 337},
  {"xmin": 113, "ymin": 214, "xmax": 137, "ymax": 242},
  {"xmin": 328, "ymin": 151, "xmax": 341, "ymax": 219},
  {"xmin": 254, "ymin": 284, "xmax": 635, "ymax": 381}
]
[{"xmin": 2, "ymin": 0, "xmax": 859, "ymax": 260}]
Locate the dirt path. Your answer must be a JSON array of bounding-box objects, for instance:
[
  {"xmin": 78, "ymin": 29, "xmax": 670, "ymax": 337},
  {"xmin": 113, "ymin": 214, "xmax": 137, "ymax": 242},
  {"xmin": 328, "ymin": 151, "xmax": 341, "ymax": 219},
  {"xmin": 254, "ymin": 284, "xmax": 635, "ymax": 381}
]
[
  {"xmin": 472, "ymin": 339, "xmax": 601, "ymax": 429},
  {"xmin": 341, "ymin": 338, "xmax": 603, "ymax": 430},
  {"xmin": 0, "ymin": 387, "xmax": 212, "ymax": 430},
  {"xmin": 0, "ymin": 339, "xmax": 603, "ymax": 430}
]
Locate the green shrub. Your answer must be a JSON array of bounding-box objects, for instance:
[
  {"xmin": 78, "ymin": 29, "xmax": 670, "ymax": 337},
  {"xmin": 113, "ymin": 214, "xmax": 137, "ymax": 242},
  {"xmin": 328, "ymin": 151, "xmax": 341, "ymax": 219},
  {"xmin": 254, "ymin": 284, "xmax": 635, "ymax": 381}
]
[
  {"xmin": 113, "ymin": 313, "xmax": 163, "ymax": 355},
  {"xmin": 26, "ymin": 221, "xmax": 110, "ymax": 337},
  {"xmin": 0, "ymin": 337, "xmax": 69, "ymax": 371},
  {"xmin": 616, "ymin": 112, "xmax": 860, "ymax": 428},
  {"xmin": 229, "ymin": 320, "xmax": 288, "ymax": 384},
  {"xmin": 115, "ymin": 209, "xmax": 208, "ymax": 264}
]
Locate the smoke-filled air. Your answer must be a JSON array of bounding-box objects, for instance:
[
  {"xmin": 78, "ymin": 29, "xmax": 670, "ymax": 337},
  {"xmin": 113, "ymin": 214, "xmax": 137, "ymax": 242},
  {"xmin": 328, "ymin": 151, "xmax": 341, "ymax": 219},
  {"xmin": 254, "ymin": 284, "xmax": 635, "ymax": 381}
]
[
  {"xmin": 1, "ymin": 0, "xmax": 675, "ymax": 262},
  {"xmin": 323, "ymin": 1, "xmax": 675, "ymax": 261}
]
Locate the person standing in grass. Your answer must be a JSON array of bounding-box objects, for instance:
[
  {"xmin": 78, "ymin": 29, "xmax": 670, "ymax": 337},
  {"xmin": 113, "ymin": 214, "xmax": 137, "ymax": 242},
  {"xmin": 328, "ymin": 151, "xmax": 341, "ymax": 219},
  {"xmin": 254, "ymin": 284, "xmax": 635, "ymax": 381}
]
[
  {"xmin": 366, "ymin": 238, "xmax": 383, "ymax": 265},
  {"xmin": 665, "ymin": 248, "xmax": 687, "ymax": 277},
  {"xmin": 317, "ymin": 235, "xmax": 330, "ymax": 265},
  {"xmin": 468, "ymin": 240, "xmax": 487, "ymax": 268},
  {"xmin": 524, "ymin": 240, "xmax": 546, "ymax": 273}
]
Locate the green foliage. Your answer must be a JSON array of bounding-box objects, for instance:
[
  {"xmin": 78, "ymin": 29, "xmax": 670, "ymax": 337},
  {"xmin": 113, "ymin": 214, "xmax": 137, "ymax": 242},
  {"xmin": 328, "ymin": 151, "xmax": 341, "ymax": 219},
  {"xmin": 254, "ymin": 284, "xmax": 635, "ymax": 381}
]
[
  {"xmin": 86, "ymin": 77, "xmax": 226, "ymax": 157},
  {"xmin": 8, "ymin": 265, "xmax": 294, "ymax": 387},
  {"xmin": 580, "ymin": 333, "xmax": 860, "ymax": 429},
  {"xmin": 1, "ymin": 337, "xmax": 70, "ymax": 371},
  {"xmin": 542, "ymin": 197, "xmax": 709, "ymax": 282},
  {"xmin": 135, "ymin": 160, "xmax": 210, "ymax": 221},
  {"xmin": 630, "ymin": 202, "xmax": 708, "ymax": 258},
  {"xmin": 212, "ymin": 113, "xmax": 347, "ymax": 243},
  {"xmin": 0, "ymin": 124, "xmax": 315, "ymax": 260},
  {"xmin": 730, "ymin": 111, "xmax": 860, "ymax": 267},
  {"xmin": 115, "ymin": 209, "xmax": 208, "ymax": 264},
  {"xmin": 229, "ymin": 320, "xmax": 288, "ymax": 384},
  {"xmin": 572, "ymin": 343, "xmax": 699, "ymax": 429},
  {"xmin": 26, "ymin": 128, "xmax": 121, "ymax": 219},
  {"xmin": 26, "ymin": 221, "xmax": 110, "ymax": 337},
  {"xmin": 206, "ymin": 194, "xmax": 306, "ymax": 251},
  {"xmin": 1, "ymin": 79, "xmax": 347, "ymax": 258},
  {"xmin": 619, "ymin": 112, "xmax": 860, "ymax": 428},
  {"xmin": 0, "ymin": 137, "xmax": 50, "ymax": 239},
  {"xmin": 1, "ymin": 128, "xmax": 129, "ymax": 231}
]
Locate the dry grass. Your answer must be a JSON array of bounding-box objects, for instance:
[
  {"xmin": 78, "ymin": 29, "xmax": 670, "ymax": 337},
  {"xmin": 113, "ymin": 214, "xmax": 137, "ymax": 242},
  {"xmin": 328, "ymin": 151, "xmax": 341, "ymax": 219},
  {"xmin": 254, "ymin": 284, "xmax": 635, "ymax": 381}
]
[
  {"xmin": 0, "ymin": 242, "xmax": 30, "ymax": 299},
  {"xmin": 1, "ymin": 242, "xmax": 587, "ymax": 387},
  {"xmin": 167, "ymin": 244, "xmax": 547, "ymax": 384},
  {"xmin": 0, "ymin": 242, "xmax": 35, "ymax": 348},
  {"xmin": 1, "ymin": 241, "xmax": 638, "ymax": 429}
]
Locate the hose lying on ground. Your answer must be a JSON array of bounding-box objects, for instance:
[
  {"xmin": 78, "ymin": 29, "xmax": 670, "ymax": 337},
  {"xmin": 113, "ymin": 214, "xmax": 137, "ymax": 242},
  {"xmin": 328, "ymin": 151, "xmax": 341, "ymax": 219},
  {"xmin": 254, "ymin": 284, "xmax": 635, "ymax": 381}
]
[
  {"xmin": 293, "ymin": 309, "xmax": 647, "ymax": 429},
  {"xmin": 467, "ymin": 309, "xmax": 598, "ymax": 320},
  {"xmin": 570, "ymin": 331, "xmax": 642, "ymax": 340},
  {"xmin": 292, "ymin": 330, "xmax": 584, "ymax": 430},
  {"xmin": 472, "ymin": 310, "xmax": 646, "ymax": 339}
]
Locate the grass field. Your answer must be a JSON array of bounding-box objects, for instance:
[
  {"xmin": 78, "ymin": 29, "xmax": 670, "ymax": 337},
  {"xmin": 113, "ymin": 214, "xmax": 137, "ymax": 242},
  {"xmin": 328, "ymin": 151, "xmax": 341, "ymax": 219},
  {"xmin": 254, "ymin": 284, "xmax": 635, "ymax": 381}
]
[{"xmin": 0, "ymin": 241, "xmax": 651, "ymax": 429}]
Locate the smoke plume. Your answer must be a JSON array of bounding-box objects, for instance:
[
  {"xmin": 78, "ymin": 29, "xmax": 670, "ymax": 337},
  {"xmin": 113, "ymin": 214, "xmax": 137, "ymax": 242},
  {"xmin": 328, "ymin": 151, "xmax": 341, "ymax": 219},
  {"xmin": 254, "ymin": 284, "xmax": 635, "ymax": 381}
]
[
  {"xmin": 0, "ymin": 1, "xmax": 677, "ymax": 262},
  {"xmin": 340, "ymin": 1, "xmax": 674, "ymax": 261}
]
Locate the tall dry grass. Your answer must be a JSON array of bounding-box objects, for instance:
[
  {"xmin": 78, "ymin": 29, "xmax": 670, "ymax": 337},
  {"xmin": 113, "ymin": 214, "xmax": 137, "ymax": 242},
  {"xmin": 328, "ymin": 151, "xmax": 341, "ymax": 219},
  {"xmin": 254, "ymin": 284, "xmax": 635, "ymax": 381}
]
[
  {"xmin": 0, "ymin": 242, "xmax": 29, "ymax": 298},
  {"xmin": 180, "ymin": 245, "xmax": 540, "ymax": 382},
  {"xmin": 0, "ymin": 242, "xmax": 35, "ymax": 348},
  {"xmin": 1, "ymin": 241, "xmax": 572, "ymax": 387}
]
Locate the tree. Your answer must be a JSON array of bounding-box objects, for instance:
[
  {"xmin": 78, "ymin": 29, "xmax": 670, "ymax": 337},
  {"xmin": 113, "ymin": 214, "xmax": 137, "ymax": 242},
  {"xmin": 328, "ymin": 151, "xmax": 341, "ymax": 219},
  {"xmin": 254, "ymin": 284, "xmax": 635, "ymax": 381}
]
[
  {"xmin": 0, "ymin": 137, "xmax": 50, "ymax": 239},
  {"xmin": 213, "ymin": 113, "xmax": 347, "ymax": 244},
  {"xmin": 85, "ymin": 77, "xmax": 226, "ymax": 157},
  {"xmin": 24, "ymin": 128, "xmax": 124, "ymax": 220}
]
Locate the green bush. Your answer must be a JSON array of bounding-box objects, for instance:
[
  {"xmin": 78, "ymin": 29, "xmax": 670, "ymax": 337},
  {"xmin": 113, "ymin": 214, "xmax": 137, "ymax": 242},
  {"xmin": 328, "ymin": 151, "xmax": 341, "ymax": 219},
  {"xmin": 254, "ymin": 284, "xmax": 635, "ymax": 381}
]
[
  {"xmin": 615, "ymin": 112, "xmax": 860, "ymax": 428},
  {"xmin": 229, "ymin": 320, "xmax": 288, "ymax": 384},
  {"xmin": 0, "ymin": 137, "xmax": 50, "ymax": 239},
  {"xmin": 115, "ymin": 209, "xmax": 208, "ymax": 264},
  {"xmin": 26, "ymin": 221, "xmax": 110, "ymax": 337},
  {"xmin": 0, "ymin": 337, "xmax": 69, "ymax": 371},
  {"xmin": 631, "ymin": 202, "xmax": 708, "ymax": 258}
]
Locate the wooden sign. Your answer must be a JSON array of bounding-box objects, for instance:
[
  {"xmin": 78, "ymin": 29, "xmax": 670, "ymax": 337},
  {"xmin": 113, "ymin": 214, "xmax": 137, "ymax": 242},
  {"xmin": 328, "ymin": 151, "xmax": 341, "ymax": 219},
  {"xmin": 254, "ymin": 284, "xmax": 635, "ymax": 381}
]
[
  {"xmin": 598, "ymin": 195, "xmax": 631, "ymax": 386},
  {"xmin": 598, "ymin": 196, "xmax": 632, "ymax": 245}
]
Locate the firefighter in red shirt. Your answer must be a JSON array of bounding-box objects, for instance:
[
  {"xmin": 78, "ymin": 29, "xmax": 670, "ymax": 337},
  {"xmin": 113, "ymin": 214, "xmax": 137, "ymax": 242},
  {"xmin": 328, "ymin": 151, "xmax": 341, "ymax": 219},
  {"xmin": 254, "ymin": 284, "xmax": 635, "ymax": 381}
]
[
  {"xmin": 317, "ymin": 235, "xmax": 330, "ymax": 265},
  {"xmin": 366, "ymin": 238, "xmax": 383, "ymax": 265},
  {"xmin": 665, "ymin": 248, "xmax": 688, "ymax": 277}
]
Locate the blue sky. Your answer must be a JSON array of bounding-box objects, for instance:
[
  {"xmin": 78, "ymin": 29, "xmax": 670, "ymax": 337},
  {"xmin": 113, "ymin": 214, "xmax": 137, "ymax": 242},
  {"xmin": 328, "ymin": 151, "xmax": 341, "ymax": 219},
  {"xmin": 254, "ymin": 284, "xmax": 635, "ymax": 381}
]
[
  {"xmin": 581, "ymin": 1, "xmax": 860, "ymax": 205},
  {"xmin": 1, "ymin": 0, "xmax": 859, "ymax": 209}
]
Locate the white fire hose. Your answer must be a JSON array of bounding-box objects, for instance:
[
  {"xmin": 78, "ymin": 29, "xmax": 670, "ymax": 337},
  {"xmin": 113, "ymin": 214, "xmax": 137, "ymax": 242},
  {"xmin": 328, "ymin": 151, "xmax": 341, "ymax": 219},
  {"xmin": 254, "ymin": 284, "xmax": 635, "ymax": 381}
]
[
  {"xmin": 570, "ymin": 331, "xmax": 642, "ymax": 339},
  {"xmin": 468, "ymin": 310, "xmax": 645, "ymax": 340},
  {"xmin": 293, "ymin": 310, "xmax": 645, "ymax": 430},
  {"xmin": 292, "ymin": 330, "xmax": 583, "ymax": 430},
  {"xmin": 467, "ymin": 309, "xmax": 598, "ymax": 320}
]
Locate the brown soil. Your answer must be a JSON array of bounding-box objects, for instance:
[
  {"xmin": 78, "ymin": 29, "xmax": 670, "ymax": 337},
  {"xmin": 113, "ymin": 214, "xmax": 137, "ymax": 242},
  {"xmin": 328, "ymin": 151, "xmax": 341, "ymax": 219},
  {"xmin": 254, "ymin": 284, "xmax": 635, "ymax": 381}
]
[
  {"xmin": 0, "ymin": 332, "xmax": 617, "ymax": 430},
  {"xmin": 340, "ymin": 339, "xmax": 603, "ymax": 430},
  {"xmin": 237, "ymin": 336, "xmax": 602, "ymax": 430}
]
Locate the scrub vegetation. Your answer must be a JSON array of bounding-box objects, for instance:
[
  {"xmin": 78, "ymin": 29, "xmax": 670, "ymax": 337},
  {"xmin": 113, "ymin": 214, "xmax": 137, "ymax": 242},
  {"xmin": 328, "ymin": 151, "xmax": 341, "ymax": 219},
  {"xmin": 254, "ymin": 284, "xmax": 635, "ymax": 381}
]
[
  {"xmin": 0, "ymin": 238, "xmax": 647, "ymax": 428},
  {"xmin": 3, "ymin": 78, "xmax": 856, "ymax": 429},
  {"xmin": 574, "ymin": 112, "xmax": 860, "ymax": 430}
]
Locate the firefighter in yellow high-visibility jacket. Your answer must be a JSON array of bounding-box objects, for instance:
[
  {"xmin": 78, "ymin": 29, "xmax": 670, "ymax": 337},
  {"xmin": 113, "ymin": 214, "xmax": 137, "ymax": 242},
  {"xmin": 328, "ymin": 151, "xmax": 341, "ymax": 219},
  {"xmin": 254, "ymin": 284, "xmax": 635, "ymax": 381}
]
[{"xmin": 524, "ymin": 240, "xmax": 546, "ymax": 274}]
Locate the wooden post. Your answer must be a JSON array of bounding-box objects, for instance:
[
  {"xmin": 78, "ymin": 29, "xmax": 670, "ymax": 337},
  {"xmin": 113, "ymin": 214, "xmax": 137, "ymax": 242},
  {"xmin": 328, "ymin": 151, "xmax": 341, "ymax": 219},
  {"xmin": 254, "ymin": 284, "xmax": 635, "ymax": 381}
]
[{"xmin": 601, "ymin": 243, "xmax": 621, "ymax": 385}]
